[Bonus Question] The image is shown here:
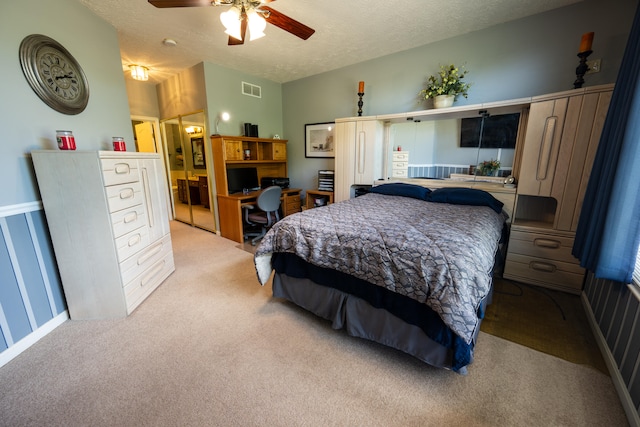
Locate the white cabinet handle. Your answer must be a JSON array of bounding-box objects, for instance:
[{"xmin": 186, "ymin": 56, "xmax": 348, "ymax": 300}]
[
  {"xmin": 137, "ymin": 241, "xmax": 163, "ymax": 266},
  {"xmin": 114, "ymin": 163, "xmax": 131, "ymax": 175},
  {"xmin": 141, "ymin": 261, "xmax": 166, "ymax": 287},
  {"xmin": 533, "ymin": 238, "xmax": 561, "ymax": 249},
  {"xmin": 127, "ymin": 233, "xmax": 141, "ymax": 248},
  {"xmin": 123, "ymin": 211, "xmax": 138, "ymax": 224},
  {"xmin": 536, "ymin": 116, "xmax": 557, "ymax": 181},
  {"xmin": 357, "ymin": 131, "xmax": 366, "ymax": 174},
  {"xmin": 142, "ymin": 167, "xmax": 154, "ymax": 228},
  {"xmin": 119, "ymin": 188, "xmax": 134, "ymax": 199}
]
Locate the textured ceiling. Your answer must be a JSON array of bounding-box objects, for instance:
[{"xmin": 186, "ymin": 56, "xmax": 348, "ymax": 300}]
[{"xmin": 78, "ymin": 0, "xmax": 582, "ymax": 84}]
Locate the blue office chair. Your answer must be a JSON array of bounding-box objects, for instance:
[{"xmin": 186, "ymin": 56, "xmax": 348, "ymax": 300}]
[{"xmin": 242, "ymin": 186, "xmax": 282, "ymax": 245}]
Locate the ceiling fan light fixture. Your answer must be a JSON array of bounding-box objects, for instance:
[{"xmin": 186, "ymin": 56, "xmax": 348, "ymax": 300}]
[
  {"xmin": 220, "ymin": 8, "xmax": 242, "ymax": 40},
  {"xmin": 247, "ymin": 9, "xmax": 266, "ymax": 41},
  {"xmin": 129, "ymin": 65, "xmax": 149, "ymax": 81}
]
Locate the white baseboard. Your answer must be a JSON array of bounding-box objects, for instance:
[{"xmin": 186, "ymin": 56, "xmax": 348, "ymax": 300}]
[
  {"xmin": 0, "ymin": 311, "xmax": 69, "ymax": 368},
  {"xmin": 581, "ymin": 293, "xmax": 640, "ymax": 427}
]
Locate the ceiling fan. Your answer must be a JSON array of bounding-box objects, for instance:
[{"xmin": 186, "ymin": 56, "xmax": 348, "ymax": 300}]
[{"xmin": 148, "ymin": 0, "xmax": 315, "ymax": 45}]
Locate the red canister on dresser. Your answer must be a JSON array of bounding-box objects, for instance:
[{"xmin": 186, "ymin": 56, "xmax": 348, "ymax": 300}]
[
  {"xmin": 112, "ymin": 137, "xmax": 126, "ymax": 151},
  {"xmin": 56, "ymin": 130, "xmax": 76, "ymax": 150}
]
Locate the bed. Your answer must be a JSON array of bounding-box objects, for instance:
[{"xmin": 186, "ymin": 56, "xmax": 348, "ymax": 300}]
[{"xmin": 254, "ymin": 182, "xmax": 509, "ymax": 374}]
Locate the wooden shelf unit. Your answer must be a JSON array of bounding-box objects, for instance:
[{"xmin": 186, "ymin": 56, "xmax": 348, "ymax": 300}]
[
  {"xmin": 211, "ymin": 135, "xmax": 289, "ymax": 196},
  {"xmin": 211, "ymin": 135, "xmax": 301, "ymax": 242}
]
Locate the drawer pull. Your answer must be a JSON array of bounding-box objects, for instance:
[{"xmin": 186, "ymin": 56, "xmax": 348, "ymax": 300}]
[
  {"xmin": 123, "ymin": 212, "xmax": 138, "ymax": 224},
  {"xmin": 127, "ymin": 234, "xmax": 142, "ymax": 248},
  {"xmin": 114, "ymin": 163, "xmax": 131, "ymax": 175},
  {"xmin": 533, "ymin": 238, "xmax": 561, "ymax": 249},
  {"xmin": 537, "ymin": 116, "xmax": 557, "ymax": 181},
  {"xmin": 138, "ymin": 241, "xmax": 164, "ymax": 265},
  {"xmin": 119, "ymin": 188, "xmax": 135, "ymax": 200},
  {"xmin": 141, "ymin": 261, "xmax": 166, "ymax": 287},
  {"xmin": 530, "ymin": 261, "xmax": 557, "ymax": 273}
]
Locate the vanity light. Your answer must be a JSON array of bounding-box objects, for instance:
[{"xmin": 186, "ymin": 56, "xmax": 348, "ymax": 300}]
[{"xmin": 129, "ymin": 65, "xmax": 149, "ymax": 81}]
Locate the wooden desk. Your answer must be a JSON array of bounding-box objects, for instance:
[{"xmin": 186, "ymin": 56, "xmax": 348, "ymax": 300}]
[
  {"xmin": 217, "ymin": 188, "xmax": 301, "ymax": 243},
  {"xmin": 305, "ymin": 190, "xmax": 334, "ymax": 209}
]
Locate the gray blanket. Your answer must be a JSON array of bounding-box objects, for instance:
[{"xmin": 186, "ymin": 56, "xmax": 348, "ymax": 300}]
[{"xmin": 254, "ymin": 192, "xmax": 506, "ymax": 344}]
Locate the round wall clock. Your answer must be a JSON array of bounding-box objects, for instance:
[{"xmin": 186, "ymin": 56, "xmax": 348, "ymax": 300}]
[{"xmin": 19, "ymin": 34, "xmax": 89, "ymax": 115}]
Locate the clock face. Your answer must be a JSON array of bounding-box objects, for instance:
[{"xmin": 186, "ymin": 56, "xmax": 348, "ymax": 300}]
[{"xmin": 19, "ymin": 34, "xmax": 89, "ymax": 115}]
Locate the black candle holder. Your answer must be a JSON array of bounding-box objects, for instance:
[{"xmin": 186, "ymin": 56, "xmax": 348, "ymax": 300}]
[
  {"xmin": 573, "ymin": 50, "xmax": 592, "ymax": 89},
  {"xmin": 357, "ymin": 92, "xmax": 364, "ymax": 116}
]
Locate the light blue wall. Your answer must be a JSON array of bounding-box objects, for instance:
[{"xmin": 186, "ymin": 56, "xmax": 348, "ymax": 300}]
[
  {"xmin": 203, "ymin": 62, "xmax": 283, "ymax": 139},
  {"xmin": 282, "ymin": 0, "xmax": 638, "ymax": 193},
  {"xmin": 0, "ymin": 0, "xmax": 134, "ymax": 207}
]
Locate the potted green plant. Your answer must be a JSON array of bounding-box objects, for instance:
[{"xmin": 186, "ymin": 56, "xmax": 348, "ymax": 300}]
[{"xmin": 419, "ymin": 64, "xmax": 471, "ymax": 108}]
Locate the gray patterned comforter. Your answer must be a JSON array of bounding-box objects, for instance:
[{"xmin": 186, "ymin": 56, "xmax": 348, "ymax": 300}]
[{"xmin": 254, "ymin": 192, "xmax": 506, "ymax": 344}]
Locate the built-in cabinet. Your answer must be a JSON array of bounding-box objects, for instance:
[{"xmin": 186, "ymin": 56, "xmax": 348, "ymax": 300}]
[
  {"xmin": 503, "ymin": 85, "xmax": 613, "ymax": 294},
  {"xmin": 333, "ymin": 84, "xmax": 614, "ymax": 294},
  {"xmin": 31, "ymin": 151, "xmax": 175, "ymax": 319},
  {"xmin": 334, "ymin": 119, "xmax": 384, "ymax": 202}
]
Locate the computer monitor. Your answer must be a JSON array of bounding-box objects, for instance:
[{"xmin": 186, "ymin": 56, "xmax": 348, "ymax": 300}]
[{"xmin": 227, "ymin": 167, "xmax": 259, "ymax": 194}]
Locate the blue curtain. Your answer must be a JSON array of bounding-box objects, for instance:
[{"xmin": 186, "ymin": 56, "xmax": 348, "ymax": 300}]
[{"xmin": 573, "ymin": 3, "xmax": 640, "ymax": 284}]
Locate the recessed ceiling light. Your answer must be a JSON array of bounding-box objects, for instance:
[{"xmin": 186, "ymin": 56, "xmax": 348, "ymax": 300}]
[{"xmin": 163, "ymin": 38, "xmax": 177, "ymax": 47}]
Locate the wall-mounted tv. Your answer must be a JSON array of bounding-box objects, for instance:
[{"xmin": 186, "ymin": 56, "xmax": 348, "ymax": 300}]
[
  {"xmin": 460, "ymin": 113, "xmax": 520, "ymax": 148},
  {"xmin": 227, "ymin": 167, "xmax": 259, "ymax": 194}
]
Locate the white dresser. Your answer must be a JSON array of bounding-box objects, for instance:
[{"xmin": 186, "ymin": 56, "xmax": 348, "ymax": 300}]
[
  {"xmin": 391, "ymin": 151, "xmax": 409, "ymax": 178},
  {"xmin": 32, "ymin": 151, "xmax": 175, "ymax": 319}
]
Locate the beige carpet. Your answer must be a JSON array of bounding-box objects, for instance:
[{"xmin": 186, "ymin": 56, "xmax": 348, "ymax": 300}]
[{"xmin": 0, "ymin": 221, "xmax": 628, "ymax": 426}]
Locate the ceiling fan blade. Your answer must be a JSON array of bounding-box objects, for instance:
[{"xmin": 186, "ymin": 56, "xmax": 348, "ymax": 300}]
[
  {"xmin": 228, "ymin": 15, "xmax": 247, "ymax": 45},
  {"xmin": 261, "ymin": 6, "xmax": 315, "ymax": 40},
  {"xmin": 148, "ymin": 0, "xmax": 214, "ymax": 7}
]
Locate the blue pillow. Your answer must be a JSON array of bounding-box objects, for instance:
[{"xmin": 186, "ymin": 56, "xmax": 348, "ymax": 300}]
[
  {"xmin": 370, "ymin": 183, "xmax": 431, "ymax": 200},
  {"xmin": 427, "ymin": 188, "xmax": 504, "ymax": 213}
]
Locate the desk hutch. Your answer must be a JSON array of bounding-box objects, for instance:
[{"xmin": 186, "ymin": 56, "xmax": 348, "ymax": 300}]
[{"xmin": 211, "ymin": 135, "xmax": 301, "ymax": 242}]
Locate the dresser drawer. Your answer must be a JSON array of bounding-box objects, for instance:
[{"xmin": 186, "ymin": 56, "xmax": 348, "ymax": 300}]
[
  {"xmin": 123, "ymin": 250, "xmax": 175, "ymax": 314},
  {"xmin": 105, "ymin": 182, "xmax": 144, "ymax": 213},
  {"xmin": 508, "ymin": 230, "xmax": 578, "ymax": 264},
  {"xmin": 392, "ymin": 152, "xmax": 409, "ymax": 161},
  {"xmin": 504, "ymin": 254, "xmax": 585, "ymax": 292},
  {"xmin": 391, "ymin": 169, "xmax": 408, "ymax": 178},
  {"xmin": 114, "ymin": 226, "xmax": 150, "ymax": 262},
  {"xmin": 120, "ymin": 234, "xmax": 172, "ymax": 286},
  {"xmin": 392, "ymin": 161, "xmax": 408, "ymax": 169},
  {"xmin": 101, "ymin": 158, "xmax": 140, "ymax": 186},
  {"xmin": 111, "ymin": 205, "xmax": 146, "ymax": 238}
]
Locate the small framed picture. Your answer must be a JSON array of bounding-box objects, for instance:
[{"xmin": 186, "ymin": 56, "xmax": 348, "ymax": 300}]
[
  {"xmin": 192, "ymin": 137, "xmax": 206, "ymax": 169},
  {"xmin": 305, "ymin": 122, "xmax": 335, "ymax": 158}
]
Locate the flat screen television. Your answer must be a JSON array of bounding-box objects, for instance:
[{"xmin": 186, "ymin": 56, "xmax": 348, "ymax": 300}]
[
  {"xmin": 460, "ymin": 113, "xmax": 520, "ymax": 148},
  {"xmin": 227, "ymin": 167, "xmax": 259, "ymax": 194}
]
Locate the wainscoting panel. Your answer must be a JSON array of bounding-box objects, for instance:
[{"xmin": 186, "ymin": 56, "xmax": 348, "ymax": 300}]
[
  {"xmin": 584, "ymin": 272, "xmax": 640, "ymax": 426},
  {"xmin": 0, "ymin": 203, "xmax": 68, "ymax": 367}
]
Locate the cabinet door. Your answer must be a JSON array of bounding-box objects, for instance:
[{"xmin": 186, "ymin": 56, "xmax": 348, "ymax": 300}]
[
  {"xmin": 517, "ymin": 98, "xmax": 568, "ymax": 196},
  {"xmin": 139, "ymin": 157, "xmax": 170, "ymax": 242},
  {"xmin": 334, "ymin": 121, "xmax": 357, "ymax": 202},
  {"xmin": 225, "ymin": 140, "xmax": 243, "ymax": 161},
  {"xmin": 272, "ymin": 142, "xmax": 287, "ymax": 161},
  {"xmin": 555, "ymin": 90, "xmax": 612, "ymax": 231},
  {"xmin": 354, "ymin": 120, "xmax": 383, "ymax": 185}
]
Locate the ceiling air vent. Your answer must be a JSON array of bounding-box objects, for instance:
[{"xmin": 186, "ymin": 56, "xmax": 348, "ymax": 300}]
[{"xmin": 242, "ymin": 81, "xmax": 262, "ymax": 98}]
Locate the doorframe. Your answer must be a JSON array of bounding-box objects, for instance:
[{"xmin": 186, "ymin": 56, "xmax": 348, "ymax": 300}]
[{"xmin": 131, "ymin": 115, "xmax": 174, "ymax": 220}]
